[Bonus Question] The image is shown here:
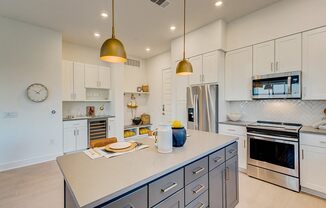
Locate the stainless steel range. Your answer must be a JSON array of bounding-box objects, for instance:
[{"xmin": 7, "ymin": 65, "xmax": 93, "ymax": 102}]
[{"xmin": 246, "ymin": 121, "xmax": 302, "ymax": 192}]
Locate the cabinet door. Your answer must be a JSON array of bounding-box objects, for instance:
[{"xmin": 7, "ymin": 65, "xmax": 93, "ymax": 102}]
[
  {"xmin": 202, "ymin": 51, "xmax": 218, "ymax": 84},
  {"xmin": 99, "ymin": 66, "xmax": 111, "ymax": 89},
  {"xmin": 73, "ymin": 62, "xmax": 86, "ymax": 100},
  {"xmin": 225, "ymin": 156, "xmax": 239, "ymax": 208},
  {"xmin": 188, "ymin": 55, "xmax": 203, "ymax": 85},
  {"xmin": 63, "ymin": 127, "xmax": 76, "ymax": 153},
  {"xmin": 209, "ymin": 164, "xmax": 225, "ymax": 208},
  {"xmin": 75, "ymin": 126, "xmax": 88, "ymax": 151},
  {"xmin": 238, "ymin": 136, "xmax": 247, "ymax": 171},
  {"xmin": 301, "ymin": 145, "xmax": 326, "ymax": 194},
  {"xmin": 302, "ymin": 27, "xmax": 326, "ymax": 100},
  {"xmin": 225, "ymin": 46, "xmax": 253, "ymax": 101},
  {"xmin": 107, "ymin": 118, "xmax": 116, "ymax": 138},
  {"xmin": 153, "ymin": 189, "xmax": 184, "ymax": 208},
  {"xmin": 62, "ymin": 60, "xmax": 74, "ymax": 101},
  {"xmin": 85, "ymin": 64, "xmax": 99, "ymax": 88},
  {"xmin": 275, "ymin": 34, "xmax": 302, "ymax": 73},
  {"xmin": 253, "ymin": 40, "xmax": 275, "ymax": 76}
]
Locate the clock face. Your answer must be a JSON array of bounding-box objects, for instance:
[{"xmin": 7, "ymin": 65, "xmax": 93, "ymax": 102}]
[{"xmin": 27, "ymin": 83, "xmax": 48, "ymax": 103}]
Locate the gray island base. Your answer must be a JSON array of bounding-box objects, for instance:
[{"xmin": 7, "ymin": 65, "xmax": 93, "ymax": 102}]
[{"xmin": 57, "ymin": 130, "xmax": 239, "ymax": 208}]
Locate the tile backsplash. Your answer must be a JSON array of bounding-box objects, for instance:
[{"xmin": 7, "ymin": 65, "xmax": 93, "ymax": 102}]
[
  {"xmin": 63, "ymin": 102, "xmax": 111, "ymax": 118},
  {"xmin": 228, "ymin": 100, "xmax": 326, "ymax": 125}
]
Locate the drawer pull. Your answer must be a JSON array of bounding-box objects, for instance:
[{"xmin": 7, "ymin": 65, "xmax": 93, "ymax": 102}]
[
  {"xmin": 196, "ymin": 202, "xmax": 205, "ymax": 208},
  {"xmin": 192, "ymin": 167, "xmax": 205, "ymax": 175},
  {"xmin": 161, "ymin": 182, "xmax": 178, "ymax": 193},
  {"xmin": 228, "ymin": 149, "xmax": 236, "ymax": 154},
  {"xmin": 192, "ymin": 185, "xmax": 205, "ymax": 194},
  {"xmin": 227, "ymin": 129, "xmax": 236, "ymax": 132},
  {"xmin": 123, "ymin": 204, "xmax": 135, "ymax": 208},
  {"xmin": 214, "ymin": 156, "xmax": 223, "ymax": 163}
]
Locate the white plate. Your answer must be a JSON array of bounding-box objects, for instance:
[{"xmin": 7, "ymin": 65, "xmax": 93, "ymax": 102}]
[{"xmin": 109, "ymin": 142, "xmax": 132, "ymax": 150}]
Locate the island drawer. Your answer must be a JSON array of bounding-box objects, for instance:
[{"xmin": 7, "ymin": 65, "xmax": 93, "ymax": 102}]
[
  {"xmin": 185, "ymin": 157, "xmax": 208, "ymax": 185},
  {"xmin": 226, "ymin": 142, "xmax": 238, "ymax": 160},
  {"xmin": 209, "ymin": 148, "xmax": 225, "ymax": 171},
  {"xmin": 102, "ymin": 186, "xmax": 147, "ymax": 208},
  {"xmin": 185, "ymin": 173, "xmax": 208, "ymax": 205},
  {"xmin": 149, "ymin": 168, "xmax": 184, "ymax": 207},
  {"xmin": 185, "ymin": 190, "xmax": 208, "ymax": 208},
  {"xmin": 152, "ymin": 189, "xmax": 184, "ymax": 208}
]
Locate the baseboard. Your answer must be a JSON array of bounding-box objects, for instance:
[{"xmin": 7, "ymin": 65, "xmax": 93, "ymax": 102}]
[
  {"xmin": 301, "ymin": 187, "xmax": 326, "ymax": 199},
  {"xmin": 0, "ymin": 152, "xmax": 63, "ymax": 172}
]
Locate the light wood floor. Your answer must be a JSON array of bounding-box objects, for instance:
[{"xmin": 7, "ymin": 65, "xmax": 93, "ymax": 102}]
[{"xmin": 0, "ymin": 161, "xmax": 325, "ymax": 208}]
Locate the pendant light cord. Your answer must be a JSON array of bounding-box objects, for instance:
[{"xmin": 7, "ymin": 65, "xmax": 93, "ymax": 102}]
[
  {"xmin": 112, "ymin": 0, "xmax": 115, "ymax": 38},
  {"xmin": 183, "ymin": 0, "xmax": 186, "ymax": 60}
]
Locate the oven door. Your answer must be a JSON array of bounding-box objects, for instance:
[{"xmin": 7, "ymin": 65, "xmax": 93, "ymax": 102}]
[{"xmin": 247, "ymin": 133, "xmax": 299, "ymax": 177}]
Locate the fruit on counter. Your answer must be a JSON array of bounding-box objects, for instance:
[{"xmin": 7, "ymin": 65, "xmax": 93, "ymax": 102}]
[
  {"xmin": 124, "ymin": 130, "xmax": 136, "ymax": 138},
  {"xmin": 139, "ymin": 128, "xmax": 150, "ymax": 135},
  {"xmin": 171, "ymin": 120, "xmax": 184, "ymax": 128}
]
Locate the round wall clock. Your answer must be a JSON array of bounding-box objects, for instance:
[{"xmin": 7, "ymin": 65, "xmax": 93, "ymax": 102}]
[{"xmin": 26, "ymin": 83, "xmax": 49, "ymax": 103}]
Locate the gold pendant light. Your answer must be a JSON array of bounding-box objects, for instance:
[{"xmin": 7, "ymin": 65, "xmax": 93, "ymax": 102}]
[
  {"xmin": 176, "ymin": 0, "xmax": 193, "ymax": 75},
  {"xmin": 100, "ymin": 0, "xmax": 127, "ymax": 63}
]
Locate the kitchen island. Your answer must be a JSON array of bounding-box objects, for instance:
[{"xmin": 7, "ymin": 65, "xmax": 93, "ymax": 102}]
[{"xmin": 57, "ymin": 130, "xmax": 239, "ymax": 208}]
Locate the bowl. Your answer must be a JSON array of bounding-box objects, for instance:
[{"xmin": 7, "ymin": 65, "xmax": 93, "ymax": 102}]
[
  {"xmin": 132, "ymin": 117, "xmax": 142, "ymax": 125},
  {"xmin": 227, "ymin": 113, "xmax": 242, "ymax": 122}
]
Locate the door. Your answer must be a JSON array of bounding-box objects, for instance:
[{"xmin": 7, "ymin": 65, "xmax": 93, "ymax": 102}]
[
  {"xmin": 302, "ymin": 26, "xmax": 326, "ymax": 100},
  {"xmin": 238, "ymin": 136, "xmax": 247, "ymax": 170},
  {"xmin": 209, "ymin": 164, "xmax": 225, "ymax": 208},
  {"xmin": 225, "ymin": 156, "xmax": 239, "ymax": 208},
  {"xmin": 85, "ymin": 64, "xmax": 99, "ymax": 88},
  {"xmin": 275, "ymin": 34, "xmax": 302, "ymax": 73},
  {"xmin": 202, "ymin": 51, "xmax": 218, "ymax": 84},
  {"xmin": 188, "ymin": 55, "xmax": 203, "ymax": 85},
  {"xmin": 62, "ymin": 60, "xmax": 74, "ymax": 101},
  {"xmin": 99, "ymin": 66, "xmax": 111, "ymax": 89},
  {"xmin": 153, "ymin": 189, "xmax": 184, "ymax": 208},
  {"xmin": 253, "ymin": 40, "xmax": 275, "ymax": 76},
  {"xmin": 75, "ymin": 126, "xmax": 88, "ymax": 151},
  {"xmin": 73, "ymin": 62, "xmax": 86, "ymax": 100},
  {"xmin": 162, "ymin": 68, "xmax": 172, "ymax": 124},
  {"xmin": 63, "ymin": 128, "xmax": 76, "ymax": 153},
  {"xmin": 225, "ymin": 46, "xmax": 253, "ymax": 101},
  {"xmin": 301, "ymin": 145, "xmax": 326, "ymax": 194}
]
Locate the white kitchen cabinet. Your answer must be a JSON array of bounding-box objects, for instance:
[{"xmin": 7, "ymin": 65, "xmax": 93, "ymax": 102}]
[
  {"xmin": 85, "ymin": 64, "xmax": 111, "ymax": 89},
  {"xmin": 99, "ymin": 66, "xmax": 111, "ymax": 89},
  {"xmin": 275, "ymin": 34, "xmax": 302, "ymax": 73},
  {"xmin": 302, "ymin": 27, "xmax": 326, "ymax": 100},
  {"xmin": 225, "ymin": 46, "xmax": 253, "ymax": 101},
  {"xmin": 300, "ymin": 133, "xmax": 326, "ymax": 195},
  {"xmin": 253, "ymin": 40, "xmax": 275, "ymax": 76},
  {"xmin": 63, "ymin": 120, "xmax": 88, "ymax": 153},
  {"xmin": 202, "ymin": 51, "xmax": 218, "ymax": 84},
  {"xmin": 107, "ymin": 117, "xmax": 116, "ymax": 138},
  {"xmin": 62, "ymin": 61, "xmax": 86, "ymax": 101},
  {"xmin": 188, "ymin": 55, "xmax": 202, "ymax": 85}
]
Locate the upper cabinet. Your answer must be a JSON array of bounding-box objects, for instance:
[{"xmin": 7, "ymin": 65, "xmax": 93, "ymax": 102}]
[
  {"xmin": 253, "ymin": 34, "xmax": 302, "ymax": 76},
  {"xmin": 302, "ymin": 27, "xmax": 326, "ymax": 100},
  {"xmin": 225, "ymin": 46, "xmax": 253, "ymax": 101},
  {"xmin": 85, "ymin": 64, "xmax": 111, "ymax": 89},
  {"xmin": 62, "ymin": 61, "xmax": 86, "ymax": 101},
  {"xmin": 188, "ymin": 55, "xmax": 203, "ymax": 85}
]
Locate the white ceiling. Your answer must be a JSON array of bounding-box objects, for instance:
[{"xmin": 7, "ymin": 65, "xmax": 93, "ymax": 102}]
[{"xmin": 0, "ymin": 0, "xmax": 280, "ymax": 59}]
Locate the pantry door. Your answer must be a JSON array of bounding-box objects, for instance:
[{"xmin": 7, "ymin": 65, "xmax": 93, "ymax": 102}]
[{"xmin": 162, "ymin": 68, "xmax": 172, "ymax": 124}]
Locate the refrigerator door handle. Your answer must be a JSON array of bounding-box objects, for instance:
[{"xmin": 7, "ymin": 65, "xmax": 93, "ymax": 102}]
[{"xmin": 194, "ymin": 94, "xmax": 199, "ymax": 130}]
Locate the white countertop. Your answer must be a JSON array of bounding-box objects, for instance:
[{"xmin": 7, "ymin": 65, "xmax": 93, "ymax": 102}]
[{"xmin": 56, "ymin": 130, "xmax": 238, "ymax": 208}]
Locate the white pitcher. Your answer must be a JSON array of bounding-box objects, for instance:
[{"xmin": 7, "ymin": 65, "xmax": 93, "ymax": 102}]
[{"xmin": 154, "ymin": 124, "xmax": 173, "ymax": 153}]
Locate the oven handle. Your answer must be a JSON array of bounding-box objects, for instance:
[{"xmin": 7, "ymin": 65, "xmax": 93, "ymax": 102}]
[{"xmin": 247, "ymin": 132, "xmax": 298, "ymax": 143}]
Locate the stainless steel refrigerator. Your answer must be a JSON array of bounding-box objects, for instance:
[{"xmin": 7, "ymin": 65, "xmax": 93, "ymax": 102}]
[{"xmin": 187, "ymin": 84, "xmax": 219, "ymax": 133}]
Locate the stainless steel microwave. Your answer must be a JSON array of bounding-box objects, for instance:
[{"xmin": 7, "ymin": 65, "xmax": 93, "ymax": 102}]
[{"xmin": 252, "ymin": 71, "xmax": 301, "ymax": 99}]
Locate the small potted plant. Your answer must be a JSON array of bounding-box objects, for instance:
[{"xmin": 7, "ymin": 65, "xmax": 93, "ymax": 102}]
[{"xmin": 171, "ymin": 120, "xmax": 187, "ymax": 147}]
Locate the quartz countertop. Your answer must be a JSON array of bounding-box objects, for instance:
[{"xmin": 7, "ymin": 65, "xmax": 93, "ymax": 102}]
[
  {"xmin": 300, "ymin": 126, "xmax": 326, "ymax": 136},
  {"xmin": 219, "ymin": 120, "xmax": 254, "ymax": 127},
  {"xmin": 62, "ymin": 115, "xmax": 115, "ymax": 121},
  {"xmin": 56, "ymin": 130, "xmax": 238, "ymax": 208}
]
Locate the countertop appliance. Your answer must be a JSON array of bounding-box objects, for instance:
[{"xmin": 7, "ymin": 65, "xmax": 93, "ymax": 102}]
[
  {"xmin": 187, "ymin": 84, "xmax": 218, "ymax": 133},
  {"xmin": 252, "ymin": 71, "xmax": 301, "ymax": 99},
  {"xmin": 247, "ymin": 120, "xmax": 302, "ymax": 192}
]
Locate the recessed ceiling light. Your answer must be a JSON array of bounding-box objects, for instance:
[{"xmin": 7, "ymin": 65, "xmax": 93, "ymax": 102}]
[
  {"xmin": 146, "ymin": 48, "xmax": 151, "ymax": 52},
  {"xmin": 101, "ymin": 12, "xmax": 109, "ymax": 18},
  {"xmin": 170, "ymin": 26, "xmax": 176, "ymax": 31},
  {"xmin": 215, "ymin": 1, "xmax": 223, "ymax": 7},
  {"xmin": 94, "ymin": 32, "xmax": 101, "ymax": 38}
]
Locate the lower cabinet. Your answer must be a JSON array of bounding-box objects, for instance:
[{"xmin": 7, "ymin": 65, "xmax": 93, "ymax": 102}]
[
  {"xmin": 153, "ymin": 189, "xmax": 185, "ymax": 208},
  {"xmin": 63, "ymin": 120, "xmax": 88, "ymax": 153},
  {"xmin": 225, "ymin": 156, "xmax": 239, "ymax": 208},
  {"xmin": 209, "ymin": 162, "xmax": 226, "ymax": 208}
]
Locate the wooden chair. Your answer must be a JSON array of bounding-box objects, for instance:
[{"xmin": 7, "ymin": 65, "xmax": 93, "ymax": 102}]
[{"xmin": 90, "ymin": 137, "xmax": 117, "ymax": 148}]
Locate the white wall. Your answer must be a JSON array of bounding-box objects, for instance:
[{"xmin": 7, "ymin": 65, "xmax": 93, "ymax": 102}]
[
  {"xmin": 227, "ymin": 0, "xmax": 326, "ymax": 50},
  {"xmin": 0, "ymin": 16, "xmax": 62, "ymax": 171},
  {"xmin": 123, "ymin": 59, "xmax": 147, "ymax": 92}
]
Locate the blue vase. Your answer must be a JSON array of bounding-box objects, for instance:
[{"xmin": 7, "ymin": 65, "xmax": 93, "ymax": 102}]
[{"xmin": 172, "ymin": 127, "xmax": 187, "ymax": 147}]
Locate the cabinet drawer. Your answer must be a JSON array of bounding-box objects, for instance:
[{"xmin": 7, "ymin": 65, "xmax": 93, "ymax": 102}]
[
  {"xmin": 149, "ymin": 168, "xmax": 184, "ymax": 207},
  {"xmin": 185, "ymin": 174, "xmax": 208, "ymax": 205},
  {"xmin": 301, "ymin": 133, "xmax": 326, "ymax": 148},
  {"xmin": 226, "ymin": 142, "xmax": 238, "ymax": 160},
  {"xmin": 185, "ymin": 157, "xmax": 208, "ymax": 185},
  {"xmin": 63, "ymin": 120, "xmax": 87, "ymax": 129},
  {"xmin": 102, "ymin": 186, "xmax": 147, "ymax": 208},
  {"xmin": 219, "ymin": 124, "xmax": 246, "ymax": 136},
  {"xmin": 209, "ymin": 148, "xmax": 225, "ymax": 171},
  {"xmin": 152, "ymin": 189, "xmax": 184, "ymax": 208},
  {"xmin": 185, "ymin": 190, "xmax": 208, "ymax": 208}
]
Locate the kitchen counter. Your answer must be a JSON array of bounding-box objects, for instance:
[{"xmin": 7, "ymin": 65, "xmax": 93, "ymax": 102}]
[
  {"xmin": 62, "ymin": 115, "xmax": 115, "ymax": 121},
  {"xmin": 56, "ymin": 130, "xmax": 238, "ymax": 208},
  {"xmin": 300, "ymin": 126, "xmax": 326, "ymax": 136},
  {"xmin": 219, "ymin": 120, "xmax": 254, "ymax": 127}
]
